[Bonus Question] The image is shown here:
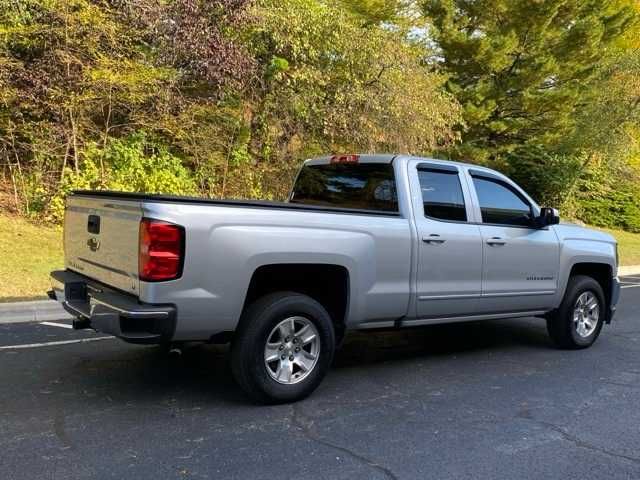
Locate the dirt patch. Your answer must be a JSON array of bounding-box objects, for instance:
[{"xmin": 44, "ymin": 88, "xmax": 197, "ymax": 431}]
[{"xmin": 0, "ymin": 180, "xmax": 20, "ymax": 215}]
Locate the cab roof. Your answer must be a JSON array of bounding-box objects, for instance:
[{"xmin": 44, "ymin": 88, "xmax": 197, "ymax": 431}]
[{"xmin": 305, "ymin": 154, "xmax": 496, "ymax": 174}]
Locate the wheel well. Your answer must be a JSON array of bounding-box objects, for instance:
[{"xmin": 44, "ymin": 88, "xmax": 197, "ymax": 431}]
[
  {"xmin": 569, "ymin": 262, "xmax": 612, "ymax": 310},
  {"xmin": 243, "ymin": 264, "xmax": 350, "ymax": 334}
]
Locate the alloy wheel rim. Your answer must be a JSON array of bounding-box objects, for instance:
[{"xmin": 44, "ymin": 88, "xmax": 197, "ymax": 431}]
[
  {"xmin": 264, "ymin": 316, "xmax": 320, "ymax": 385},
  {"xmin": 573, "ymin": 291, "xmax": 600, "ymax": 338}
]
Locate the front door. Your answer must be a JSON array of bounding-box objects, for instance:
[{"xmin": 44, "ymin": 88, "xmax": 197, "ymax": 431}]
[
  {"xmin": 469, "ymin": 173, "xmax": 560, "ymax": 313},
  {"xmin": 409, "ymin": 161, "xmax": 483, "ymax": 318}
]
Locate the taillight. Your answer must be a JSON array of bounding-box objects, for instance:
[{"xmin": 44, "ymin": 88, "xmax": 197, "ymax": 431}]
[{"xmin": 139, "ymin": 218, "xmax": 184, "ymax": 282}]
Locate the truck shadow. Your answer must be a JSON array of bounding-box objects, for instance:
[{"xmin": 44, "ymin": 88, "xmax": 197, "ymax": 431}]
[
  {"xmin": 334, "ymin": 317, "xmax": 552, "ymax": 368},
  {"xmin": 55, "ymin": 317, "xmax": 554, "ymax": 407},
  {"xmin": 137, "ymin": 317, "xmax": 552, "ymax": 401}
]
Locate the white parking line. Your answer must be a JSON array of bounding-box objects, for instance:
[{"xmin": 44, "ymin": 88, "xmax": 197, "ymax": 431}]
[
  {"xmin": 0, "ymin": 336, "xmax": 114, "ymax": 351},
  {"xmin": 40, "ymin": 321, "xmax": 73, "ymax": 329},
  {"xmin": 621, "ymin": 284, "xmax": 640, "ymax": 289}
]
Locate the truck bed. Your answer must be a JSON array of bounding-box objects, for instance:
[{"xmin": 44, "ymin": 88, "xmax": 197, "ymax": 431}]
[
  {"xmin": 63, "ymin": 188, "xmax": 414, "ymax": 339},
  {"xmin": 71, "ymin": 190, "xmax": 402, "ymax": 217}
]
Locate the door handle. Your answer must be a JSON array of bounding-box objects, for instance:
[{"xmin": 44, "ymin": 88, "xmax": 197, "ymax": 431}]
[
  {"xmin": 423, "ymin": 234, "xmax": 446, "ymax": 244},
  {"xmin": 486, "ymin": 237, "xmax": 506, "ymax": 246}
]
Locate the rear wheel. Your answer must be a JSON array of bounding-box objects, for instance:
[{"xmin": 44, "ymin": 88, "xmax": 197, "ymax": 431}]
[
  {"xmin": 231, "ymin": 292, "xmax": 335, "ymax": 404},
  {"xmin": 546, "ymin": 275, "xmax": 605, "ymax": 349}
]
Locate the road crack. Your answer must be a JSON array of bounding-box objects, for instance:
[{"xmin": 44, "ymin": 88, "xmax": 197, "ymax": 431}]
[
  {"xmin": 517, "ymin": 411, "xmax": 640, "ymax": 465},
  {"xmin": 290, "ymin": 404, "xmax": 399, "ymax": 480}
]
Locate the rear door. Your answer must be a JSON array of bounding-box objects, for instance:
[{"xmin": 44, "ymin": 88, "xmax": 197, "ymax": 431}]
[
  {"xmin": 467, "ymin": 171, "xmax": 560, "ymax": 313},
  {"xmin": 408, "ymin": 160, "xmax": 483, "ymax": 318},
  {"xmin": 64, "ymin": 195, "xmax": 143, "ymax": 295}
]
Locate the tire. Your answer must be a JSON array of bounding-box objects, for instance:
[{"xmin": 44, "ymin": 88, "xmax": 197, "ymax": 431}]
[
  {"xmin": 231, "ymin": 292, "xmax": 335, "ymax": 404},
  {"xmin": 546, "ymin": 275, "xmax": 605, "ymax": 349}
]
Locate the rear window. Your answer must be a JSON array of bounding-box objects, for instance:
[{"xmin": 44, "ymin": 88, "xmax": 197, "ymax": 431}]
[{"xmin": 290, "ymin": 163, "xmax": 398, "ymax": 212}]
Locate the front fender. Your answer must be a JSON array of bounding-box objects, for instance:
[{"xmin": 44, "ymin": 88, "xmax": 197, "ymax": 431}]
[{"xmin": 555, "ymin": 240, "xmax": 616, "ymax": 309}]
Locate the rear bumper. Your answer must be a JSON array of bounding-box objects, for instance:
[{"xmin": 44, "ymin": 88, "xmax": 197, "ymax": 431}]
[{"xmin": 49, "ymin": 270, "xmax": 176, "ymax": 344}]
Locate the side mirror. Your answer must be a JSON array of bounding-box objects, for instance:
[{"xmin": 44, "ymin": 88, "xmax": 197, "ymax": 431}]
[{"xmin": 537, "ymin": 207, "xmax": 559, "ymax": 228}]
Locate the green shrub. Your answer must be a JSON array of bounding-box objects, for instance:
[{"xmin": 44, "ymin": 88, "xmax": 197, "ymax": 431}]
[
  {"xmin": 573, "ymin": 162, "xmax": 640, "ymax": 233},
  {"xmin": 577, "ymin": 189, "xmax": 640, "ymax": 233},
  {"xmin": 501, "ymin": 145, "xmax": 584, "ymax": 207},
  {"xmin": 48, "ymin": 134, "xmax": 197, "ymax": 222}
]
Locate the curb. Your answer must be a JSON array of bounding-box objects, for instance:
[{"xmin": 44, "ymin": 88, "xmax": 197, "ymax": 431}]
[
  {"xmin": 0, "ymin": 300, "xmax": 72, "ymax": 324},
  {"xmin": 619, "ymin": 266, "xmax": 640, "ymax": 277}
]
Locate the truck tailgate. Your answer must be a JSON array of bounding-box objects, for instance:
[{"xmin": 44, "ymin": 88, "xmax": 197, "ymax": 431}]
[{"xmin": 64, "ymin": 195, "xmax": 143, "ymax": 295}]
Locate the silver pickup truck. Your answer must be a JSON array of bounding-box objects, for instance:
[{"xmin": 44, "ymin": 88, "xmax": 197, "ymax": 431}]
[{"xmin": 50, "ymin": 154, "xmax": 621, "ymax": 403}]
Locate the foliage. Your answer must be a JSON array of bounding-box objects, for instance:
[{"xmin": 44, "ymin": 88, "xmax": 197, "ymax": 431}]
[
  {"xmin": 247, "ymin": 0, "xmax": 460, "ymax": 160},
  {"xmin": 48, "ymin": 134, "xmax": 197, "ymax": 222},
  {"xmin": 338, "ymin": 0, "xmax": 408, "ymax": 25},
  {"xmin": 0, "ymin": 0, "xmax": 180, "ymax": 212},
  {"xmin": 422, "ymin": 0, "xmax": 639, "ymax": 163},
  {"xmin": 501, "ymin": 145, "xmax": 584, "ymax": 207},
  {"xmin": 0, "ymin": 0, "xmax": 252, "ymax": 216},
  {"xmin": 569, "ymin": 156, "xmax": 640, "ymax": 233},
  {"xmin": 563, "ymin": 48, "xmax": 640, "ymax": 162},
  {"xmin": 139, "ymin": 0, "xmax": 256, "ymax": 93}
]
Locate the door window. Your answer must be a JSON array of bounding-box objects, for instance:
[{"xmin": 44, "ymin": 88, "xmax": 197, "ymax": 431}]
[
  {"xmin": 418, "ymin": 169, "xmax": 467, "ymax": 222},
  {"xmin": 472, "ymin": 176, "xmax": 533, "ymax": 226}
]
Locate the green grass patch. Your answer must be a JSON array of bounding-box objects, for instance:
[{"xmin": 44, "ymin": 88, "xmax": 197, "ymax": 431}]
[
  {"xmin": 0, "ymin": 214, "xmax": 638, "ymax": 301},
  {"xmin": 0, "ymin": 215, "xmax": 63, "ymax": 302},
  {"xmin": 597, "ymin": 227, "xmax": 640, "ymax": 266}
]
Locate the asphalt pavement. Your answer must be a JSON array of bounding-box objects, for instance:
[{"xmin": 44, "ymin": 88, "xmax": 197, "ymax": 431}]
[{"xmin": 1, "ymin": 277, "xmax": 640, "ymax": 479}]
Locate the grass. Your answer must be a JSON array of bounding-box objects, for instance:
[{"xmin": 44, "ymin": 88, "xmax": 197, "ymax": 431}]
[
  {"xmin": 0, "ymin": 214, "xmax": 63, "ymax": 302},
  {"xmin": 0, "ymin": 214, "xmax": 638, "ymax": 301},
  {"xmin": 597, "ymin": 227, "xmax": 640, "ymax": 266}
]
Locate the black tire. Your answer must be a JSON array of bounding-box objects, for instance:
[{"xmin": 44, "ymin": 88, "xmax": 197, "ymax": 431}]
[
  {"xmin": 231, "ymin": 292, "xmax": 335, "ymax": 404},
  {"xmin": 546, "ymin": 275, "xmax": 605, "ymax": 349}
]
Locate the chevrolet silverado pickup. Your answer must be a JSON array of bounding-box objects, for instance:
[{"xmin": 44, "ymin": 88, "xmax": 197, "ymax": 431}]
[{"xmin": 49, "ymin": 154, "xmax": 621, "ymax": 403}]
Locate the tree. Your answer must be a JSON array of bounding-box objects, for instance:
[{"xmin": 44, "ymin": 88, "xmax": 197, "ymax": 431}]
[
  {"xmin": 0, "ymin": 0, "xmax": 254, "ymax": 215},
  {"xmin": 247, "ymin": 0, "xmax": 461, "ymax": 162},
  {"xmin": 138, "ymin": 0, "xmax": 255, "ymax": 94},
  {"xmin": 0, "ymin": 0, "xmax": 163, "ymax": 213},
  {"xmin": 338, "ymin": 0, "xmax": 408, "ymax": 25},
  {"xmin": 422, "ymin": 0, "xmax": 639, "ymax": 163}
]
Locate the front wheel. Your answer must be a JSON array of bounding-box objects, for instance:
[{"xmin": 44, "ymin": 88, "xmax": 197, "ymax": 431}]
[
  {"xmin": 546, "ymin": 275, "xmax": 605, "ymax": 349},
  {"xmin": 231, "ymin": 292, "xmax": 335, "ymax": 404}
]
